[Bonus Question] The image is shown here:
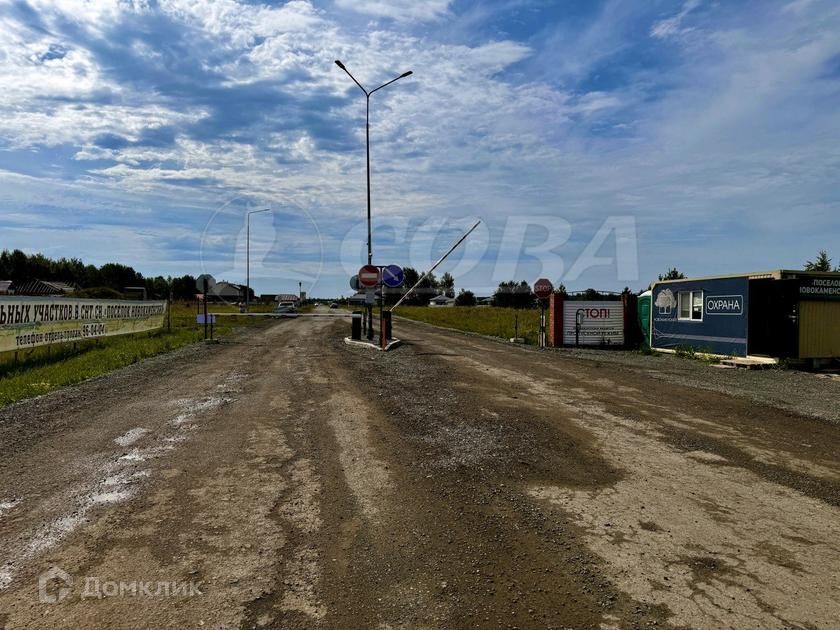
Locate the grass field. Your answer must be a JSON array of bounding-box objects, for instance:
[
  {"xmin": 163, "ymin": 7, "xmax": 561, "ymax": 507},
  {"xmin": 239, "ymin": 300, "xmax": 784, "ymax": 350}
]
[
  {"xmin": 395, "ymin": 306, "xmax": 543, "ymax": 344},
  {"xmin": 0, "ymin": 301, "xmax": 276, "ymax": 407}
]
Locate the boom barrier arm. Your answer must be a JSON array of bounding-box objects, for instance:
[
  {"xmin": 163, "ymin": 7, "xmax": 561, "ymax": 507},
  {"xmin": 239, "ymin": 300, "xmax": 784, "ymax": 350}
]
[{"xmin": 390, "ymin": 220, "xmax": 481, "ymax": 312}]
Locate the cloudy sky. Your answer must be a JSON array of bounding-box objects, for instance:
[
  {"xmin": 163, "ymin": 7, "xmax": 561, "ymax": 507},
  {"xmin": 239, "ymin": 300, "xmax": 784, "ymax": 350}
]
[{"xmin": 1, "ymin": 0, "xmax": 838, "ymax": 297}]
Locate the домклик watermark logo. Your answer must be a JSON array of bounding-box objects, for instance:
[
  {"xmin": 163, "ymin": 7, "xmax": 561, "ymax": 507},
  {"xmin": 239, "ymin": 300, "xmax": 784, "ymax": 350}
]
[{"xmin": 37, "ymin": 566, "xmax": 202, "ymax": 604}]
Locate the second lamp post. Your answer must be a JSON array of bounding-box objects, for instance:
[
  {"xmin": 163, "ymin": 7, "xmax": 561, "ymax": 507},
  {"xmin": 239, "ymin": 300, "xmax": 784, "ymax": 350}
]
[{"xmin": 246, "ymin": 207, "xmax": 271, "ymax": 312}]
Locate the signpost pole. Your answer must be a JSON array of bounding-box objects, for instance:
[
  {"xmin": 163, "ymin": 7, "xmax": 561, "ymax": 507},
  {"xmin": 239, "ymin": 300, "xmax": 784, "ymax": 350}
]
[
  {"xmin": 379, "ymin": 276, "xmax": 385, "ymax": 350},
  {"xmin": 203, "ymin": 278, "xmax": 209, "ymax": 341},
  {"xmin": 533, "ymin": 278, "xmax": 553, "ymax": 349}
]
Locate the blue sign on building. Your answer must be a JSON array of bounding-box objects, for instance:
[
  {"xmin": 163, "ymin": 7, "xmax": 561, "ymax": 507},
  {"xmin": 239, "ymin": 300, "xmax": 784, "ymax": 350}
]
[{"xmin": 705, "ymin": 294, "xmax": 743, "ymax": 315}]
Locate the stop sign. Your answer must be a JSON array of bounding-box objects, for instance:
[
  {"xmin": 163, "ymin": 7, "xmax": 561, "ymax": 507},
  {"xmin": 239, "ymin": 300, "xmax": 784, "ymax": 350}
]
[
  {"xmin": 534, "ymin": 278, "xmax": 553, "ymax": 299},
  {"xmin": 358, "ymin": 265, "xmax": 381, "ymax": 288}
]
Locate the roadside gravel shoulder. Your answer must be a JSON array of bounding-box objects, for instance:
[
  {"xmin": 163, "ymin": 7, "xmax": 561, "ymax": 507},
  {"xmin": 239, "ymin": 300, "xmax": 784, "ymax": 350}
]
[
  {"xmin": 0, "ymin": 320, "xmax": 277, "ymax": 458},
  {"xmin": 395, "ymin": 315, "xmax": 840, "ymax": 424}
]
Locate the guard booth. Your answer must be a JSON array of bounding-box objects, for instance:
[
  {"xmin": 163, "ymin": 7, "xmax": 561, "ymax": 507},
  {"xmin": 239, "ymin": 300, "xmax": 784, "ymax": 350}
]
[{"xmin": 649, "ymin": 270, "xmax": 840, "ymax": 361}]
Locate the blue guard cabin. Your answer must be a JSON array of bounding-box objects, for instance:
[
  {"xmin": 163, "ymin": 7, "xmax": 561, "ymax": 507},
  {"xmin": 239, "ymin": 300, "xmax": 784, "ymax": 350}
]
[{"xmin": 648, "ymin": 270, "xmax": 840, "ymax": 365}]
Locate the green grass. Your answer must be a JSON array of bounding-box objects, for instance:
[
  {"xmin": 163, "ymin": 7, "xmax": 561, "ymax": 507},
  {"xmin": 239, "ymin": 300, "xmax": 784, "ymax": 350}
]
[
  {"xmin": 0, "ymin": 302, "xmax": 268, "ymax": 407},
  {"xmin": 395, "ymin": 306, "xmax": 542, "ymax": 344}
]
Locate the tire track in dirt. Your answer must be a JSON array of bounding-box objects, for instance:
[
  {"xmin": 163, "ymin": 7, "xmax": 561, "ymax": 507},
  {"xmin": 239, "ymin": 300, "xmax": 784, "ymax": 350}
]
[{"xmin": 395, "ymin": 319, "xmax": 840, "ymax": 629}]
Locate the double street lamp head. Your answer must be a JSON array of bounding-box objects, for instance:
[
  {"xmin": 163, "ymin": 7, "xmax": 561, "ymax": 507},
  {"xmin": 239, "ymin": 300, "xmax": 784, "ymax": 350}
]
[{"xmin": 334, "ymin": 60, "xmax": 413, "ymax": 94}]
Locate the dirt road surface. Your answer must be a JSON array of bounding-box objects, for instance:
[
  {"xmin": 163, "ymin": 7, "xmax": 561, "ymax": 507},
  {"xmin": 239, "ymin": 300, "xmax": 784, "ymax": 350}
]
[{"xmin": 1, "ymin": 310, "xmax": 839, "ymax": 629}]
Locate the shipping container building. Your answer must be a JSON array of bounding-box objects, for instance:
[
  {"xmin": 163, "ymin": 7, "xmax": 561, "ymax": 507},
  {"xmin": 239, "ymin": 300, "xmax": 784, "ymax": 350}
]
[{"xmin": 649, "ymin": 270, "xmax": 840, "ymax": 360}]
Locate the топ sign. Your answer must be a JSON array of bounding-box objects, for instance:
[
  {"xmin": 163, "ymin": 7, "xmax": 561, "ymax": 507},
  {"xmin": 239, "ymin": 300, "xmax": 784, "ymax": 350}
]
[{"xmin": 562, "ymin": 300, "xmax": 624, "ymax": 346}]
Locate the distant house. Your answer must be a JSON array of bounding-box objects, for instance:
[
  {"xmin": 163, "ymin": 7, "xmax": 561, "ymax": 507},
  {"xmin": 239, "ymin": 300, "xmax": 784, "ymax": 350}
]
[
  {"xmin": 260, "ymin": 294, "xmax": 279, "ymax": 303},
  {"xmin": 209, "ymin": 281, "xmax": 245, "ymax": 301},
  {"xmin": 429, "ymin": 295, "xmax": 455, "ymax": 307},
  {"xmin": 276, "ymin": 294, "xmax": 300, "ymax": 303},
  {"xmin": 0, "ymin": 281, "xmax": 13, "ymax": 295},
  {"xmin": 13, "ymin": 279, "xmax": 78, "ymax": 296},
  {"xmin": 476, "ymin": 296, "xmax": 494, "ymax": 306}
]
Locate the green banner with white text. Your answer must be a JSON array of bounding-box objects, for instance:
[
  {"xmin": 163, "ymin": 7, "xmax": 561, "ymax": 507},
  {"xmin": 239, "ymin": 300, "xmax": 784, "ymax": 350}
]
[{"xmin": 0, "ymin": 297, "xmax": 167, "ymax": 353}]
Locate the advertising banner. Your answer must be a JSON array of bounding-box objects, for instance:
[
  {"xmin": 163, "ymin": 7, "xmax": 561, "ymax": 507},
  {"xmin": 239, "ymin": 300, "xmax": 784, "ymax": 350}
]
[
  {"xmin": 0, "ymin": 297, "xmax": 167, "ymax": 353},
  {"xmin": 562, "ymin": 300, "xmax": 624, "ymax": 346}
]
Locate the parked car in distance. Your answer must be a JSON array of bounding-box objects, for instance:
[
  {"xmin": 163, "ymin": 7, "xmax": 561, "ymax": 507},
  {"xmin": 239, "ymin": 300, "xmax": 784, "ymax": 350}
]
[
  {"xmin": 329, "ymin": 302, "xmax": 339, "ymax": 309},
  {"xmin": 272, "ymin": 302, "xmax": 298, "ymax": 316}
]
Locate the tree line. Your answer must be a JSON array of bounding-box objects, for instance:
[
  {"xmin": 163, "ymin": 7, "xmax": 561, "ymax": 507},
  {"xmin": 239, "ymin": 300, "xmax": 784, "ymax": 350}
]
[
  {"xmin": 388, "ymin": 267, "xmax": 622, "ymax": 309},
  {"xmin": 0, "ymin": 249, "xmax": 199, "ymax": 300}
]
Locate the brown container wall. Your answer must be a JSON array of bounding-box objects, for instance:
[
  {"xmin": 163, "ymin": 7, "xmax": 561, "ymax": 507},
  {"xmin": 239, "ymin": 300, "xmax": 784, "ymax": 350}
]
[
  {"xmin": 623, "ymin": 292, "xmax": 640, "ymax": 348},
  {"xmin": 798, "ymin": 301, "xmax": 840, "ymax": 359},
  {"xmin": 548, "ymin": 294, "xmax": 564, "ymax": 347}
]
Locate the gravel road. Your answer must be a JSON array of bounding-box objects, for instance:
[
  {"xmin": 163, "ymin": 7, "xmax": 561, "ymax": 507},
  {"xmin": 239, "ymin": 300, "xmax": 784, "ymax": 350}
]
[{"xmin": 0, "ymin": 309, "xmax": 838, "ymax": 629}]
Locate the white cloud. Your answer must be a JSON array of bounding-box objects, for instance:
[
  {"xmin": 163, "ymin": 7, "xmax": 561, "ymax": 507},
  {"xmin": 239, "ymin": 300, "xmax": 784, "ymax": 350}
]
[
  {"xmin": 334, "ymin": 0, "xmax": 453, "ymax": 23},
  {"xmin": 650, "ymin": 0, "xmax": 702, "ymax": 40},
  {"xmin": 0, "ymin": 0, "xmax": 839, "ymax": 294}
]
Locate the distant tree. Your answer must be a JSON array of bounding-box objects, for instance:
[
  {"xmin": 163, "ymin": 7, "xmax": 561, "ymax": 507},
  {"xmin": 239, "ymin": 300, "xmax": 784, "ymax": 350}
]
[
  {"xmin": 658, "ymin": 267, "xmax": 685, "ymax": 281},
  {"xmin": 82, "ymin": 264, "xmax": 101, "ymax": 288},
  {"xmin": 4, "ymin": 249, "xmax": 29, "ymax": 283},
  {"xmin": 171, "ymin": 275, "xmax": 197, "ymax": 301},
  {"xmin": 553, "ymin": 283, "xmax": 568, "ymax": 297},
  {"xmin": 439, "ymin": 272, "xmax": 455, "ymax": 298},
  {"xmin": 144, "ymin": 276, "xmax": 171, "ymax": 299},
  {"xmin": 493, "ymin": 280, "xmax": 533, "ymax": 309},
  {"xmin": 402, "ymin": 267, "xmax": 419, "ymax": 289},
  {"xmin": 414, "ymin": 271, "xmax": 438, "ymax": 305},
  {"xmin": 455, "ymin": 289, "xmax": 476, "ymax": 307},
  {"xmin": 805, "ymin": 250, "xmax": 832, "ymax": 272},
  {"xmin": 97, "ymin": 262, "xmax": 143, "ymax": 292},
  {"xmin": 398, "ymin": 267, "xmax": 436, "ymax": 306},
  {"xmin": 565, "ymin": 288, "xmax": 622, "ymax": 301}
]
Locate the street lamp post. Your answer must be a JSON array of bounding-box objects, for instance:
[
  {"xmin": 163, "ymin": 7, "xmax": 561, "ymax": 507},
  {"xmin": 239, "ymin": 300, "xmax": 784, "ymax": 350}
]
[
  {"xmin": 335, "ymin": 60, "xmax": 412, "ymax": 338},
  {"xmin": 246, "ymin": 208, "xmax": 271, "ymax": 312}
]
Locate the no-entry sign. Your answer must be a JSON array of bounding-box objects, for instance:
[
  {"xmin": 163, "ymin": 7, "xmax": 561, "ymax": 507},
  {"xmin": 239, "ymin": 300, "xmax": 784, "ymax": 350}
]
[
  {"xmin": 534, "ymin": 278, "xmax": 554, "ymax": 300},
  {"xmin": 358, "ymin": 265, "xmax": 381, "ymax": 288}
]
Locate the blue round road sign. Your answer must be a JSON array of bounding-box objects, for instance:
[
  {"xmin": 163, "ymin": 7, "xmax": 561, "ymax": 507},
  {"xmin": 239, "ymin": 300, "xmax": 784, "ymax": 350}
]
[{"xmin": 382, "ymin": 264, "xmax": 405, "ymax": 288}]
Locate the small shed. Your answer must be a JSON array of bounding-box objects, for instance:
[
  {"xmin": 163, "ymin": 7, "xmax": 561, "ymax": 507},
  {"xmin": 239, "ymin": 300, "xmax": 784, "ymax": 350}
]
[
  {"xmin": 650, "ymin": 270, "xmax": 840, "ymax": 360},
  {"xmin": 13, "ymin": 279, "xmax": 77, "ymax": 296}
]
